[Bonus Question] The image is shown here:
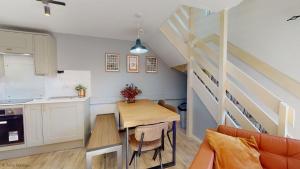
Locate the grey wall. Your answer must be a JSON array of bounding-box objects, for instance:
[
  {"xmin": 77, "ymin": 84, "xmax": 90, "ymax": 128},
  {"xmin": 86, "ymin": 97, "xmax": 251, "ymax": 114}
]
[
  {"xmin": 192, "ymin": 90, "xmax": 217, "ymax": 140},
  {"xmin": 54, "ymin": 33, "xmax": 187, "ymax": 105}
]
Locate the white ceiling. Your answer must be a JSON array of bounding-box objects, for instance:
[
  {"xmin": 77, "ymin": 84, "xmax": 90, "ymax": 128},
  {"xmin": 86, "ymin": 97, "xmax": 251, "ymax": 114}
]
[
  {"xmin": 0, "ymin": 0, "xmax": 180, "ymax": 41},
  {"xmin": 0, "ymin": 0, "xmax": 242, "ymax": 67},
  {"xmin": 0, "ymin": 0, "xmax": 242, "ymax": 41}
]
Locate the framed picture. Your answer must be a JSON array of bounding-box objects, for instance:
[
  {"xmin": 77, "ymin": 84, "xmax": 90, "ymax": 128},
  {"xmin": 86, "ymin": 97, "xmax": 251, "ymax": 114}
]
[
  {"xmin": 127, "ymin": 55, "xmax": 139, "ymax": 73},
  {"xmin": 145, "ymin": 56, "xmax": 158, "ymax": 73},
  {"xmin": 105, "ymin": 53, "xmax": 120, "ymax": 72}
]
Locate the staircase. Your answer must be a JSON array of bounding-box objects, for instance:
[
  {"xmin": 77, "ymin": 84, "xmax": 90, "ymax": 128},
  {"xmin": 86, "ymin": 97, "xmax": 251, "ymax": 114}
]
[{"xmin": 161, "ymin": 6, "xmax": 297, "ymax": 138}]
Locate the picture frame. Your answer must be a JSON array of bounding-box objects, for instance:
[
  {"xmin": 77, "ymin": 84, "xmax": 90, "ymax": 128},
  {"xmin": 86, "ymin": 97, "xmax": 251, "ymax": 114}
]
[
  {"xmin": 105, "ymin": 53, "xmax": 120, "ymax": 72},
  {"xmin": 127, "ymin": 55, "xmax": 139, "ymax": 73},
  {"xmin": 145, "ymin": 56, "xmax": 158, "ymax": 73}
]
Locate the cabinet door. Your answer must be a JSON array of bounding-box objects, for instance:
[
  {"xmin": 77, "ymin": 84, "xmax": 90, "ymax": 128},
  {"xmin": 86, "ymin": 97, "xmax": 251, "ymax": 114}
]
[
  {"xmin": 43, "ymin": 103, "xmax": 83, "ymax": 144},
  {"xmin": 24, "ymin": 104, "xmax": 44, "ymax": 147},
  {"xmin": 33, "ymin": 34, "xmax": 57, "ymax": 76},
  {"xmin": 33, "ymin": 35, "xmax": 48, "ymax": 75},
  {"xmin": 0, "ymin": 54, "xmax": 4, "ymax": 76},
  {"xmin": 0, "ymin": 30, "xmax": 33, "ymax": 54}
]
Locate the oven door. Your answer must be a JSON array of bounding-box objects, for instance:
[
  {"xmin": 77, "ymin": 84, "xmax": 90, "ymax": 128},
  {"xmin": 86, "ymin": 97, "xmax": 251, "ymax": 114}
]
[{"xmin": 0, "ymin": 115, "xmax": 24, "ymax": 146}]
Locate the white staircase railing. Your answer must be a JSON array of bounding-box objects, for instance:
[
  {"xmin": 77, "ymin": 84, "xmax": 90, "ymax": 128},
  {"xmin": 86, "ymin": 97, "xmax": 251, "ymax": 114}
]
[{"xmin": 161, "ymin": 5, "xmax": 296, "ymax": 138}]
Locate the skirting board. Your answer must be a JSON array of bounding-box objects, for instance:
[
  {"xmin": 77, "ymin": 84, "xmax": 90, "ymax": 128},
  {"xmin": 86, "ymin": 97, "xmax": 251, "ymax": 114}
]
[
  {"xmin": 0, "ymin": 140, "xmax": 83, "ymax": 160},
  {"xmin": 190, "ymin": 134, "xmax": 202, "ymax": 144}
]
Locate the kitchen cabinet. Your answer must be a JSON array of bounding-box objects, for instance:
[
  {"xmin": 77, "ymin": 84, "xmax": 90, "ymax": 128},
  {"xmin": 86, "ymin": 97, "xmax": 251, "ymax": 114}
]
[
  {"xmin": 0, "ymin": 29, "xmax": 57, "ymax": 76},
  {"xmin": 42, "ymin": 102, "xmax": 84, "ymax": 145},
  {"xmin": 24, "ymin": 104, "xmax": 44, "ymax": 147},
  {"xmin": 0, "ymin": 30, "xmax": 33, "ymax": 54},
  {"xmin": 0, "ymin": 54, "xmax": 4, "ymax": 76},
  {"xmin": 33, "ymin": 34, "xmax": 57, "ymax": 76}
]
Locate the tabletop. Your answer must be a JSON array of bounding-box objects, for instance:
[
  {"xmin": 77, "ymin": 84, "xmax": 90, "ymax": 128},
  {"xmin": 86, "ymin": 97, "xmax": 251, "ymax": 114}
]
[{"xmin": 117, "ymin": 99, "xmax": 180, "ymax": 128}]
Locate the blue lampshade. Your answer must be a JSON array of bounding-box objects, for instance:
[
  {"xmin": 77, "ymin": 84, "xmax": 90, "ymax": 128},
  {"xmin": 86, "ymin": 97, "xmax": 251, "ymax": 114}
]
[{"xmin": 130, "ymin": 38, "xmax": 148, "ymax": 54}]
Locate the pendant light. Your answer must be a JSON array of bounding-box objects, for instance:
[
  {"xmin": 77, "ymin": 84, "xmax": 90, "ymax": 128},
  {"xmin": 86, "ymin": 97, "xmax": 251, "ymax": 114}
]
[{"xmin": 130, "ymin": 27, "xmax": 148, "ymax": 54}]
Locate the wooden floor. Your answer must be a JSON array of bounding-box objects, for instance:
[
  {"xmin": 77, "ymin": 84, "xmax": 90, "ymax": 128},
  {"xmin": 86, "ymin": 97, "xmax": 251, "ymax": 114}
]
[{"xmin": 0, "ymin": 128, "xmax": 200, "ymax": 169}]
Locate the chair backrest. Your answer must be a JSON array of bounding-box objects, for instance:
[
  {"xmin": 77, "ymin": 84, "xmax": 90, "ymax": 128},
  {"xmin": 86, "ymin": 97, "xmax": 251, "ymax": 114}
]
[
  {"xmin": 158, "ymin": 100, "xmax": 165, "ymax": 106},
  {"xmin": 135, "ymin": 122, "xmax": 169, "ymax": 142},
  {"xmin": 163, "ymin": 104, "xmax": 177, "ymax": 113},
  {"xmin": 158, "ymin": 100, "xmax": 177, "ymax": 113}
]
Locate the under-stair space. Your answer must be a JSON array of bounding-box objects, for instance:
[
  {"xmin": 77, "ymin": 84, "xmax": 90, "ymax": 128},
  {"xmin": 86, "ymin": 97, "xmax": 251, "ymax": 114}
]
[{"xmin": 160, "ymin": 4, "xmax": 299, "ymax": 141}]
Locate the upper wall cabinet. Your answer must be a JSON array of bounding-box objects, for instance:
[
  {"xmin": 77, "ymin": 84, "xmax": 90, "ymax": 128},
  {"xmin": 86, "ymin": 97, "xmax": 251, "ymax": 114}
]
[
  {"xmin": 33, "ymin": 34, "xmax": 57, "ymax": 76},
  {"xmin": 0, "ymin": 29, "xmax": 57, "ymax": 76},
  {"xmin": 0, "ymin": 30, "xmax": 33, "ymax": 54}
]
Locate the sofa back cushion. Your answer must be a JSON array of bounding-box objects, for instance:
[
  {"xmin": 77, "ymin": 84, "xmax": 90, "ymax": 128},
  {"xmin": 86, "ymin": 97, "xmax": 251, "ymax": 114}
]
[
  {"xmin": 217, "ymin": 125, "xmax": 300, "ymax": 169},
  {"xmin": 206, "ymin": 129, "xmax": 263, "ymax": 169}
]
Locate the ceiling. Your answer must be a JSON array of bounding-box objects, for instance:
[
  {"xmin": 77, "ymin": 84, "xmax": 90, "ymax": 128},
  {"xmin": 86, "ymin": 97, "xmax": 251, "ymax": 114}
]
[
  {"xmin": 0, "ymin": 0, "xmax": 242, "ymax": 41},
  {"xmin": 0, "ymin": 0, "xmax": 242, "ymax": 67}
]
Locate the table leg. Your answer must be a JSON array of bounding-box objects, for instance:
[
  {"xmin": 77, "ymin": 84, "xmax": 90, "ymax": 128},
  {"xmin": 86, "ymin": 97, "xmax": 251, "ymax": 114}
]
[
  {"xmin": 85, "ymin": 153, "xmax": 92, "ymax": 169},
  {"xmin": 172, "ymin": 121, "xmax": 176, "ymax": 165},
  {"xmin": 117, "ymin": 146, "xmax": 123, "ymax": 169},
  {"xmin": 126, "ymin": 127, "xmax": 129, "ymax": 169}
]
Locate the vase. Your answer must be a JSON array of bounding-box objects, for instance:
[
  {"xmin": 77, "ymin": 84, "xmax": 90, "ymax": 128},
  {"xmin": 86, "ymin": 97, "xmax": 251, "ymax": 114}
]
[
  {"xmin": 126, "ymin": 97, "xmax": 135, "ymax": 103},
  {"xmin": 78, "ymin": 89, "xmax": 86, "ymax": 97}
]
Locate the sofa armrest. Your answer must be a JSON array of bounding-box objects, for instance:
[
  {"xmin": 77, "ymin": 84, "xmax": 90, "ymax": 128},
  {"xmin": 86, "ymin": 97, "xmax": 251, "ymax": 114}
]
[{"xmin": 189, "ymin": 139, "xmax": 214, "ymax": 169}]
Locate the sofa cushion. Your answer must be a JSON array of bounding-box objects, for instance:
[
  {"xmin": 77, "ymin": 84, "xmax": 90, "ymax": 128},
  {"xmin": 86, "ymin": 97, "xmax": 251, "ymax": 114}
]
[
  {"xmin": 206, "ymin": 129, "xmax": 263, "ymax": 169},
  {"xmin": 217, "ymin": 125, "xmax": 300, "ymax": 169}
]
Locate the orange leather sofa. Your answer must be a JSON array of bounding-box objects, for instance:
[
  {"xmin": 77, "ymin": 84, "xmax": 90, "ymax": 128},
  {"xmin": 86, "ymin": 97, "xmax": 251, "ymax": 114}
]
[{"xmin": 189, "ymin": 125, "xmax": 300, "ymax": 169}]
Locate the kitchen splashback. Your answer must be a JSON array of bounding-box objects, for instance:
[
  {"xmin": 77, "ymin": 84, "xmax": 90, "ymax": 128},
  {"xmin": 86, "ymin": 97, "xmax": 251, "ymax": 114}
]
[{"xmin": 0, "ymin": 54, "xmax": 91, "ymax": 100}]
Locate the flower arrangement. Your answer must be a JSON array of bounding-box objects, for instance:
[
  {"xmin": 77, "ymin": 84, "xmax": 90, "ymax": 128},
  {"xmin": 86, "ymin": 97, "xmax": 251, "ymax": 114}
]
[{"xmin": 120, "ymin": 83, "xmax": 142, "ymax": 103}]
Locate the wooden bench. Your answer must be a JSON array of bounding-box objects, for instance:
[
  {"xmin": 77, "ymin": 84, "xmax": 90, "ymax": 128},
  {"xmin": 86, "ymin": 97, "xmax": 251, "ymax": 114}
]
[{"xmin": 86, "ymin": 114, "xmax": 122, "ymax": 169}]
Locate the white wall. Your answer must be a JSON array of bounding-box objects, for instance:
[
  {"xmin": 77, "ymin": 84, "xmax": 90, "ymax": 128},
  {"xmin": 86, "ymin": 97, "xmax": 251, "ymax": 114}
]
[
  {"xmin": 54, "ymin": 33, "xmax": 187, "ymax": 123},
  {"xmin": 228, "ymin": 0, "xmax": 300, "ymax": 138},
  {"xmin": 0, "ymin": 54, "xmax": 91, "ymax": 100},
  {"xmin": 190, "ymin": 0, "xmax": 300, "ymax": 138}
]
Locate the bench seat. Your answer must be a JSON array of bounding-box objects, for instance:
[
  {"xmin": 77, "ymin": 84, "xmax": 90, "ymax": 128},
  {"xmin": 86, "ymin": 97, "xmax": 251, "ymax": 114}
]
[{"xmin": 86, "ymin": 114, "xmax": 122, "ymax": 169}]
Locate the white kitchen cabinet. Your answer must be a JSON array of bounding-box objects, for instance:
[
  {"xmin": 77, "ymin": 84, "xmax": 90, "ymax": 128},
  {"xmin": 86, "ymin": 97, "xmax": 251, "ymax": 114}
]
[
  {"xmin": 0, "ymin": 30, "xmax": 33, "ymax": 54},
  {"xmin": 24, "ymin": 104, "xmax": 44, "ymax": 147},
  {"xmin": 33, "ymin": 34, "xmax": 57, "ymax": 76},
  {"xmin": 0, "ymin": 54, "xmax": 4, "ymax": 76},
  {"xmin": 42, "ymin": 102, "xmax": 84, "ymax": 145}
]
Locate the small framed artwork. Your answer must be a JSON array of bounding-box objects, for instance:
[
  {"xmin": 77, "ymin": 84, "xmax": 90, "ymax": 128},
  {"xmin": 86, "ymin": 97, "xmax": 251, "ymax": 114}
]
[
  {"xmin": 105, "ymin": 53, "xmax": 120, "ymax": 72},
  {"xmin": 127, "ymin": 55, "xmax": 139, "ymax": 73},
  {"xmin": 145, "ymin": 56, "xmax": 158, "ymax": 73}
]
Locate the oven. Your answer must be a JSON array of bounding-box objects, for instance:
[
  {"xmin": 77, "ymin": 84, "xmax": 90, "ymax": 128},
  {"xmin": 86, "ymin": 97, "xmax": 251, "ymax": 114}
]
[{"xmin": 0, "ymin": 106, "xmax": 24, "ymax": 146}]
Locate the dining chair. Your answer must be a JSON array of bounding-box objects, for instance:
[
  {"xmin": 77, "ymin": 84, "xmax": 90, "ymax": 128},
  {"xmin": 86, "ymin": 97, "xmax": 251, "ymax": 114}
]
[
  {"xmin": 129, "ymin": 122, "xmax": 168, "ymax": 169},
  {"xmin": 157, "ymin": 100, "xmax": 177, "ymax": 146}
]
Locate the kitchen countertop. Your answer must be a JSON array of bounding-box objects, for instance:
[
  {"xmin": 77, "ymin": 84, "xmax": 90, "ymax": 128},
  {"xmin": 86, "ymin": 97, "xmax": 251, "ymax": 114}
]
[{"xmin": 0, "ymin": 97, "xmax": 89, "ymax": 106}]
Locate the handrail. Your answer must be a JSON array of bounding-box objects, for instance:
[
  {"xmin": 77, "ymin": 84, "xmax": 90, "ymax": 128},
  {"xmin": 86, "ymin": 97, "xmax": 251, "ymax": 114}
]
[
  {"xmin": 161, "ymin": 5, "xmax": 294, "ymax": 137},
  {"xmin": 207, "ymin": 34, "xmax": 300, "ymax": 99}
]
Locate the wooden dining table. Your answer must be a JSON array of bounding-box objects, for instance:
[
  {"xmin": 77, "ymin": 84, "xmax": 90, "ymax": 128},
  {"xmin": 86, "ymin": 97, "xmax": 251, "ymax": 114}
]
[{"xmin": 117, "ymin": 99, "xmax": 180, "ymax": 169}]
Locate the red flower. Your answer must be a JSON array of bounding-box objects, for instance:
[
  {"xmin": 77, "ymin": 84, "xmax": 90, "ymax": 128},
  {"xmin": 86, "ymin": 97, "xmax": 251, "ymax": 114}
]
[{"xmin": 120, "ymin": 83, "xmax": 142, "ymax": 99}]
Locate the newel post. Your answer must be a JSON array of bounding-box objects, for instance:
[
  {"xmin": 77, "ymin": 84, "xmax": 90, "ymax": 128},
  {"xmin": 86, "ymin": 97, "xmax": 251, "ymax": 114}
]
[
  {"xmin": 278, "ymin": 102, "xmax": 289, "ymax": 137},
  {"xmin": 186, "ymin": 7, "xmax": 196, "ymax": 137},
  {"xmin": 217, "ymin": 9, "xmax": 228, "ymax": 125},
  {"xmin": 186, "ymin": 58, "xmax": 194, "ymax": 137}
]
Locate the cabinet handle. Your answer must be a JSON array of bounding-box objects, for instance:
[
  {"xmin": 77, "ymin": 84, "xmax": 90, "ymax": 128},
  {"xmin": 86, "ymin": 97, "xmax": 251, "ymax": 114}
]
[
  {"xmin": 0, "ymin": 121, "xmax": 7, "ymax": 125},
  {"xmin": 6, "ymin": 48, "xmax": 12, "ymax": 51}
]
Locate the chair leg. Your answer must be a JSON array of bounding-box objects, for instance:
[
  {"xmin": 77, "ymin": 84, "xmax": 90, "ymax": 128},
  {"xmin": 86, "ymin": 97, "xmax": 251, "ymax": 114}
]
[
  {"xmin": 152, "ymin": 149, "xmax": 159, "ymax": 161},
  {"xmin": 167, "ymin": 130, "xmax": 172, "ymax": 147},
  {"xmin": 129, "ymin": 151, "xmax": 136, "ymax": 166},
  {"xmin": 134, "ymin": 153, "xmax": 138, "ymax": 169},
  {"xmin": 159, "ymin": 149, "xmax": 163, "ymax": 169}
]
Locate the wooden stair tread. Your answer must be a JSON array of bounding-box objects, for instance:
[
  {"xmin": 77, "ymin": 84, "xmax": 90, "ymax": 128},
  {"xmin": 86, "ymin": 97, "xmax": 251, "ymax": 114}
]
[{"xmin": 86, "ymin": 114, "xmax": 121, "ymax": 151}]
